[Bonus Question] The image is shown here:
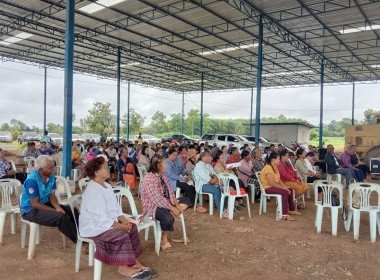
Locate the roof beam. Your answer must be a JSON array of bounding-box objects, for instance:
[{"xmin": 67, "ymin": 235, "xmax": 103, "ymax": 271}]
[
  {"xmin": 295, "ymin": 0, "xmax": 379, "ymax": 79},
  {"xmin": 228, "ymin": 0, "xmax": 355, "ymax": 81}
]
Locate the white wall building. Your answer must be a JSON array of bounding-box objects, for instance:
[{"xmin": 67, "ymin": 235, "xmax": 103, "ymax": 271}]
[{"xmin": 251, "ymin": 123, "xmax": 317, "ymax": 147}]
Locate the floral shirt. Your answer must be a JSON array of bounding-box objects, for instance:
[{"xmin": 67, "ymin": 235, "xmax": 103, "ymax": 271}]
[{"xmin": 0, "ymin": 158, "xmax": 11, "ymax": 178}]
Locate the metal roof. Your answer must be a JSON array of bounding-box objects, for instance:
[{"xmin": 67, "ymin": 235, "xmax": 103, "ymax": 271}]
[{"xmin": 0, "ymin": 0, "xmax": 379, "ymax": 92}]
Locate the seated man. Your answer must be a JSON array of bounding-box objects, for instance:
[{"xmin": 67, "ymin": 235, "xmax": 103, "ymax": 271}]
[
  {"xmin": 20, "ymin": 155, "xmax": 78, "ymax": 244},
  {"xmin": 22, "ymin": 142, "xmax": 41, "ymax": 158},
  {"xmin": 105, "ymin": 143, "xmax": 117, "ymax": 160},
  {"xmin": 39, "ymin": 141, "xmax": 53, "ymax": 156},
  {"xmin": 325, "ymin": 144, "xmax": 355, "ymax": 186}
]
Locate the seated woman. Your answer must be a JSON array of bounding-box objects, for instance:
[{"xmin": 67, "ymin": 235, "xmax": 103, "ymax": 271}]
[
  {"xmin": 277, "ymin": 150, "xmax": 309, "ymax": 206},
  {"xmin": 79, "ymin": 157, "xmax": 156, "ymax": 279},
  {"xmin": 213, "ymin": 150, "xmax": 246, "ymax": 211},
  {"xmin": 260, "ymin": 152, "xmax": 301, "ymax": 221},
  {"xmin": 295, "ymin": 149, "xmax": 322, "ymax": 183},
  {"xmin": 193, "ymin": 151, "xmax": 228, "ymax": 219},
  {"xmin": 138, "ymin": 145, "xmax": 150, "ymax": 170},
  {"xmin": 117, "ymin": 148, "xmax": 138, "ymax": 196},
  {"xmin": 252, "ymin": 149, "xmax": 265, "ymax": 173},
  {"xmin": 140, "ymin": 155, "xmax": 192, "ymax": 252},
  {"xmin": 72, "ymin": 142, "xmax": 85, "ymax": 171},
  {"xmin": 166, "ymin": 148, "xmax": 206, "ymax": 213},
  {"xmin": 351, "ymin": 148, "xmax": 375, "ymax": 180},
  {"xmin": 185, "ymin": 149, "xmax": 197, "ymax": 181},
  {"xmin": 86, "ymin": 143, "xmax": 97, "ymax": 162}
]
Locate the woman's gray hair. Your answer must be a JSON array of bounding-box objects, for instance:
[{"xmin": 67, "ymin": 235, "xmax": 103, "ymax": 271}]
[
  {"xmin": 198, "ymin": 151, "xmax": 210, "ymax": 163},
  {"xmin": 35, "ymin": 155, "xmax": 54, "ymax": 170}
]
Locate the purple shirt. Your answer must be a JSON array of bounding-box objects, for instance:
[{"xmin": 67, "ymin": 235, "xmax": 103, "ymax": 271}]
[{"xmin": 339, "ymin": 151, "xmax": 353, "ymax": 169}]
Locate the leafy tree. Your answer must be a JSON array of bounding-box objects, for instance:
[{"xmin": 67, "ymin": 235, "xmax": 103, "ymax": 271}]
[
  {"xmin": 0, "ymin": 123, "xmax": 10, "ymax": 131},
  {"xmin": 83, "ymin": 102, "xmax": 113, "ymax": 135},
  {"xmin": 47, "ymin": 123, "xmax": 63, "ymax": 135},
  {"xmin": 9, "ymin": 119, "xmax": 31, "ymax": 132},
  {"xmin": 149, "ymin": 111, "xmax": 167, "ymax": 135},
  {"xmin": 167, "ymin": 113, "xmax": 182, "ymax": 134},
  {"xmin": 122, "ymin": 109, "xmax": 145, "ymax": 135},
  {"xmin": 363, "ymin": 109, "xmax": 380, "ymax": 124}
]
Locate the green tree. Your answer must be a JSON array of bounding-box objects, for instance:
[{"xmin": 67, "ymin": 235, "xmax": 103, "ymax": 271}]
[
  {"xmin": 84, "ymin": 102, "xmax": 113, "ymax": 134},
  {"xmin": 9, "ymin": 119, "xmax": 31, "ymax": 132},
  {"xmin": 47, "ymin": 123, "xmax": 63, "ymax": 134},
  {"xmin": 167, "ymin": 113, "xmax": 182, "ymax": 134},
  {"xmin": 149, "ymin": 111, "xmax": 167, "ymax": 135},
  {"xmin": 363, "ymin": 109, "xmax": 380, "ymax": 124},
  {"xmin": 122, "ymin": 109, "xmax": 145, "ymax": 135},
  {"xmin": 0, "ymin": 123, "xmax": 10, "ymax": 131}
]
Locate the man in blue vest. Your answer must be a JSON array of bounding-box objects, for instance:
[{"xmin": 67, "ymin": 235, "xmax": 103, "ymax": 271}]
[{"xmin": 21, "ymin": 155, "xmax": 78, "ymax": 243}]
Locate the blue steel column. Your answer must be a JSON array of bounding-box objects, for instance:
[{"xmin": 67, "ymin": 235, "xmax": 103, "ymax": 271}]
[
  {"xmin": 200, "ymin": 73, "xmax": 204, "ymax": 137},
  {"xmin": 319, "ymin": 60, "xmax": 324, "ymax": 149},
  {"xmin": 249, "ymin": 87, "xmax": 253, "ymax": 136},
  {"xmin": 126, "ymin": 82, "xmax": 130, "ymax": 141},
  {"xmin": 62, "ymin": 0, "xmax": 75, "ymax": 178},
  {"xmin": 116, "ymin": 47, "xmax": 121, "ymax": 142},
  {"xmin": 181, "ymin": 91, "xmax": 184, "ymax": 134},
  {"xmin": 254, "ymin": 15, "xmax": 263, "ymax": 143},
  {"xmin": 43, "ymin": 67, "xmax": 47, "ymax": 132},
  {"xmin": 352, "ymin": 82, "xmax": 355, "ymax": 125}
]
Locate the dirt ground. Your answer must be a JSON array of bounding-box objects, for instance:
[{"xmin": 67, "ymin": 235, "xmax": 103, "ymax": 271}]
[
  {"xmin": 1, "ymin": 147, "xmax": 380, "ymax": 280},
  {"xmin": 1, "ymin": 183, "xmax": 380, "ymax": 280}
]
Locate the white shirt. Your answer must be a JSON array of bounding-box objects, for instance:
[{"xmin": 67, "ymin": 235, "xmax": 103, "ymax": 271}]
[
  {"xmin": 193, "ymin": 161, "xmax": 216, "ymax": 193},
  {"xmin": 105, "ymin": 147, "xmax": 117, "ymax": 157},
  {"xmin": 79, "ymin": 181, "xmax": 127, "ymax": 237},
  {"xmin": 305, "ymin": 158, "xmax": 316, "ymax": 175}
]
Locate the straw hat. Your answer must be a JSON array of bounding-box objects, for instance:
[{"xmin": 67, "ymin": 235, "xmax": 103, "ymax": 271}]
[{"xmin": 188, "ymin": 148, "xmax": 197, "ymax": 159}]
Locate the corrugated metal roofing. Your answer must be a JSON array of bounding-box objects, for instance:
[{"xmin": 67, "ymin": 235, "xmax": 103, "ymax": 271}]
[{"xmin": 0, "ymin": 0, "xmax": 379, "ymax": 92}]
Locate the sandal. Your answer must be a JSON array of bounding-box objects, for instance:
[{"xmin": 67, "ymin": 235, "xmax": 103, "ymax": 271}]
[
  {"xmin": 196, "ymin": 206, "xmax": 208, "ymax": 213},
  {"xmin": 289, "ymin": 210, "xmax": 302, "ymax": 216},
  {"xmin": 171, "ymin": 237, "xmax": 192, "ymax": 243},
  {"xmin": 297, "ymin": 203, "xmax": 305, "ymax": 210},
  {"xmin": 124, "ymin": 271, "xmax": 152, "ymax": 280},
  {"xmin": 283, "ymin": 214, "xmax": 295, "ymax": 221},
  {"xmin": 160, "ymin": 242, "xmax": 173, "ymax": 252}
]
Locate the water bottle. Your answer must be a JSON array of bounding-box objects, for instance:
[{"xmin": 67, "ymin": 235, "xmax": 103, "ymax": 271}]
[{"xmin": 276, "ymin": 206, "xmax": 281, "ymax": 221}]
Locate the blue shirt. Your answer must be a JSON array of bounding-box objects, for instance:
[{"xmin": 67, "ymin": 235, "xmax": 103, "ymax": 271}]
[
  {"xmin": 21, "ymin": 170, "xmax": 57, "ymax": 214},
  {"xmin": 174, "ymin": 156, "xmax": 186, "ymax": 176},
  {"xmin": 165, "ymin": 158, "xmax": 185, "ymax": 191},
  {"xmin": 39, "ymin": 148, "xmax": 53, "ymax": 155}
]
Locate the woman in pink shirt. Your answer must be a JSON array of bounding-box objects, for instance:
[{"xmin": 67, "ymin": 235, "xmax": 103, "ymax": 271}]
[{"xmin": 86, "ymin": 144, "xmax": 97, "ymax": 162}]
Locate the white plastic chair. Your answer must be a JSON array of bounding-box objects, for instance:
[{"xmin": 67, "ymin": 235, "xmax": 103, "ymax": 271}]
[
  {"xmin": 55, "ymin": 176, "xmax": 73, "ymax": 205},
  {"xmin": 136, "ymin": 164, "xmax": 147, "ymax": 196},
  {"xmin": 293, "ymin": 169, "xmax": 306, "ymax": 207},
  {"xmin": 345, "ymin": 183, "xmax": 380, "ymax": 242},
  {"xmin": 0, "ymin": 179, "xmax": 21, "ymax": 245},
  {"xmin": 326, "ymin": 164, "xmax": 345, "ymax": 184},
  {"xmin": 256, "ymin": 171, "xmax": 282, "ymax": 218},
  {"xmin": 113, "ymin": 187, "xmax": 160, "ymax": 255},
  {"xmin": 9, "ymin": 160, "xmax": 17, "ymax": 172},
  {"xmin": 71, "ymin": 168, "xmax": 80, "ymax": 182},
  {"xmin": 313, "ymin": 180, "xmax": 344, "ymax": 236},
  {"xmin": 217, "ymin": 173, "xmax": 251, "ymax": 220},
  {"xmin": 193, "ymin": 177, "xmax": 214, "ymax": 216},
  {"xmin": 23, "ymin": 156, "xmax": 36, "ymax": 174},
  {"xmin": 68, "ymin": 196, "xmax": 102, "ymax": 280},
  {"xmin": 78, "ymin": 177, "xmax": 91, "ymax": 193},
  {"xmin": 14, "ymin": 185, "xmax": 66, "ymax": 259}
]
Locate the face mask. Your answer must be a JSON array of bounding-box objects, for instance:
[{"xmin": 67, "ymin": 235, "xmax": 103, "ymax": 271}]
[
  {"xmin": 99, "ymin": 147, "xmax": 104, "ymax": 152},
  {"xmin": 128, "ymin": 147, "xmax": 132, "ymax": 153}
]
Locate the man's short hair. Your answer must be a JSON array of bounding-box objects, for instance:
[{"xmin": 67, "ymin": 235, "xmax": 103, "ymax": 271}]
[
  {"xmin": 41, "ymin": 141, "xmax": 47, "ymax": 144},
  {"xmin": 270, "ymin": 144, "xmax": 275, "ymax": 148},
  {"xmin": 278, "ymin": 144, "xmax": 282, "ymax": 147}
]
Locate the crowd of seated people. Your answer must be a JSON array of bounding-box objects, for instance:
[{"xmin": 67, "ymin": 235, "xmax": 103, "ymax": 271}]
[{"xmin": 8, "ymin": 132, "xmax": 380, "ymax": 279}]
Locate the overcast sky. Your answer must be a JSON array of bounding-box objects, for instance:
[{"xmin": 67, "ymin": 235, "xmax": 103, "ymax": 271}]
[{"xmin": 1, "ymin": 61, "xmax": 379, "ymax": 129}]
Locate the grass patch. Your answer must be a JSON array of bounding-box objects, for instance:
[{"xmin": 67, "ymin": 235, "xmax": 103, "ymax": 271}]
[
  {"xmin": 310, "ymin": 137, "xmax": 345, "ymax": 148},
  {"xmin": 0, "ymin": 141, "xmax": 26, "ymax": 151}
]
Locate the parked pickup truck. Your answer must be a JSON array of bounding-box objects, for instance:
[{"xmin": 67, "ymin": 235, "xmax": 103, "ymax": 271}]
[
  {"xmin": 161, "ymin": 134, "xmax": 197, "ymax": 144},
  {"xmin": 199, "ymin": 134, "xmax": 254, "ymax": 150}
]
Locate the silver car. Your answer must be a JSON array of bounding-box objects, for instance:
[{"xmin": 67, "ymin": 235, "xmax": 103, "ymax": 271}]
[
  {"xmin": 0, "ymin": 131, "xmax": 12, "ymax": 142},
  {"xmin": 199, "ymin": 134, "xmax": 254, "ymax": 151}
]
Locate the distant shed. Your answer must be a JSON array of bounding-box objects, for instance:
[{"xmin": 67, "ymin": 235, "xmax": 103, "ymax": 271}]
[{"xmin": 251, "ymin": 123, "xmax": 317, "ymax": 147}]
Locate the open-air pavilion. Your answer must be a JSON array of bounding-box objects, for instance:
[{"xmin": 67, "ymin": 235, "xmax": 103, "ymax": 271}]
[{"xmin": 1, "ymin": 0, "xmax": 379, "ymax": 177}]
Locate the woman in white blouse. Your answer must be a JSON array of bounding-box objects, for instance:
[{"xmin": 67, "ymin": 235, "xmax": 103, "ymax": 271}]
[{"xmin": 79, "ymin": 157, "xmax": 156, "ymax": 279}]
